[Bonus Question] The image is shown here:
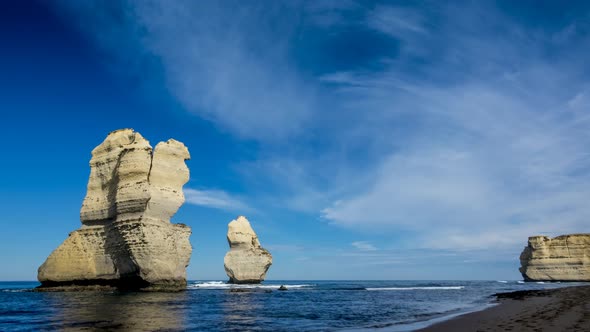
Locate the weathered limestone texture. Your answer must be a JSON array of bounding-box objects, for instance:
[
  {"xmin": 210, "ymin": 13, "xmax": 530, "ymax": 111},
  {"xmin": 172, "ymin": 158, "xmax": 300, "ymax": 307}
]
[
  {"xmin": 224, "ymin": 216, "xmax": 272, "ymax": 284},
  {"xmin": 38, "ymin": 129, "xmax": 192, "ymax": 291},
  {"xmin": 519, "ymin": 234, "xmax": 590, "ymax": 282}
]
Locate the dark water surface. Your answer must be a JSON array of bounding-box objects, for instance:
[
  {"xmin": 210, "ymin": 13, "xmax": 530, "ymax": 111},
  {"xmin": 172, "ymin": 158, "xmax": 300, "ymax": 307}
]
[{"xmin": 0, "ymin": 280, "xmax": 586, "ymax": 331}]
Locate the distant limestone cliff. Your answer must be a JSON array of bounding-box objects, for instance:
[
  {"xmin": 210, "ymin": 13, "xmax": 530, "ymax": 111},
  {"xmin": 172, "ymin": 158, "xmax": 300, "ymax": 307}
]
[
  {"xmin": 37, "ymin": 129, "xmax": 192, "ymax": 291},
  {"xmin": 224, "ymin": 216, "xmax": 272, "ymax": 284},
  {"xmin": 519, "ymin": 234, "xmax": 590, "ymax": 282}
]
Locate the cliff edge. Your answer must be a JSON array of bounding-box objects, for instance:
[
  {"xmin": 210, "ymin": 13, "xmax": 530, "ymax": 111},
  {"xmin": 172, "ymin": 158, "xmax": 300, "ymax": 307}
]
[{"xmin": 519, "ymin": 234, "xmax": 590, "ymax": 282}]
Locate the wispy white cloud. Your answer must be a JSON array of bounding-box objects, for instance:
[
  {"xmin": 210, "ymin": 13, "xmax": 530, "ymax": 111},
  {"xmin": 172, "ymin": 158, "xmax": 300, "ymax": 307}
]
[
  {"xmin": 226, "ymin": 3, "xmax": 590, "ymax": 255},
  {"xmin": 568, "ymin": 87, "xmax": 590, "ymax": 112},
  {"xmin": 265, "ymin": 244, "xmax": 305, "ymax": 252},
  {"xmin": 54, "ymin": 1, "xmax": 590, "ymax": 256},
  {"xmin": 368, "ymin": 5, "xmax": 427, "ymax": 36},
  {"xmin": 184, "ymin": 188, "xmax": 250, "ymax": 212},
  {"xmin": 320, "ymin": 4, "xmax": 590, "ymax": 250},
  {"xmin": 55, "ymin": 1, "xmax": 315, "ymax": 141},
  {"xmin": 321, "ymin": 78, "xmax": 590, "ymax": 249},
  {"xmin": 351, "ymin": 241, "xmax": 377, "ymax": 251},
  {"xmin": 303, "ymin": 0, "xmax": 359, "ymax": 27}
]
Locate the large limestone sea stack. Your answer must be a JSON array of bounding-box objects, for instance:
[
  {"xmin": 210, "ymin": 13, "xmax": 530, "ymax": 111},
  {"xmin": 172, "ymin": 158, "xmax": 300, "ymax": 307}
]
[
  {"xmin": 519, "ymin": 234, "xmax": 590, "ymax": 282},
  {"xmin": 224, "ymin": 216, "xmax": 272, "ymax": 284},
  {"xmin": 38, "ymin": 129, "xmax": 192, "ymax": 291}
]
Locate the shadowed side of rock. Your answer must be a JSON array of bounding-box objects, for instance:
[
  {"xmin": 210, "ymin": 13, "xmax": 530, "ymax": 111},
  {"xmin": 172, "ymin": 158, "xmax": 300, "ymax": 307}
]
[
  {"xmin": 224, "ymin": 216, "xmax": 272, "ymax": 284},
  {"xmin": 37, "ymin": 129, "xmax": 192, "ymax": 291},
  {"xmin": 519, "ymin": 233, "xmax": 590, "ymax": 281}
]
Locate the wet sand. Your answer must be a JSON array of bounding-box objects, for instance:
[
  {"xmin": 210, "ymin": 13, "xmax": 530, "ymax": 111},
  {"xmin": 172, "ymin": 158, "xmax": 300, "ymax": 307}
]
[{"xmin": 417, "ymin": 285, "xmax": 590, "ymax": 332}]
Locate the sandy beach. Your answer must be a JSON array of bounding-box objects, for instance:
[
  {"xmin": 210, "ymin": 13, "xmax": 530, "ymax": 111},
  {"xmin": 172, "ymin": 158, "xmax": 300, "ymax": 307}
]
[{"xmin": 418, "ymin": 285, "xmax": 590, "ymax": 332}]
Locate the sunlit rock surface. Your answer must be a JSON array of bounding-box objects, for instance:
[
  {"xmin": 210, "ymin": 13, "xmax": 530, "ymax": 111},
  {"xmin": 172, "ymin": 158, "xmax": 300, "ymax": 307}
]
[
  {"xmin": 38, "ymin": 129, "xmax": 192, "ymax": 291},
  {"xmin": 519, "ymin": 234, "xmax": 590, "ymax": 282},
  {"xmin": 224, "ymin": 216, "xmax": 272, "ymax": 284}
]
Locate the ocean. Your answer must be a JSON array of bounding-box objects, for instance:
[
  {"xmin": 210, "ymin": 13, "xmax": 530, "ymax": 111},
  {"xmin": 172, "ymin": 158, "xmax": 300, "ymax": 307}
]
[{"xmin": 0, "ymin": 280, "xmax": 586, "ymax": 331}]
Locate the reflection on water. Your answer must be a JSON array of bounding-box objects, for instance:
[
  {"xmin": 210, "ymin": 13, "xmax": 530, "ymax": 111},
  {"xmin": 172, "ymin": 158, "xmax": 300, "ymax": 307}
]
[
  {"xmin": 3, "ymin": 281, "xmax": 581, "ymax": 331},
  {"xmin": 46, "ymin": 291, "xmax": 188, "ymax": 331},
  {"xmin": 221, "ymin": 290, "xmax": 264, "ymax": 329}
]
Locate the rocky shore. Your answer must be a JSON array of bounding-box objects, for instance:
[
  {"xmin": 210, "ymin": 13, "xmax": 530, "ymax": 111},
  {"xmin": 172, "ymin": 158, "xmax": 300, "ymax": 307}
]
[{"xmin": 418, "ymin": 285, "xmax": 590, "ymax": 332}]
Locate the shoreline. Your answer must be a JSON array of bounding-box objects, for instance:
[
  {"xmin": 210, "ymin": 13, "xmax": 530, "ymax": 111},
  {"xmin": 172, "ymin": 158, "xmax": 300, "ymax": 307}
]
[
  {"xmin": 358, "ymin": 303, "xmax": 498, "ymax": 332},
  {"xmin": 3, "ymin": 280, "xmax": 590, "ymax": 331},
  {"xmin": 415, "ymin": 285, "xmax": 590, "ymax": 331}
]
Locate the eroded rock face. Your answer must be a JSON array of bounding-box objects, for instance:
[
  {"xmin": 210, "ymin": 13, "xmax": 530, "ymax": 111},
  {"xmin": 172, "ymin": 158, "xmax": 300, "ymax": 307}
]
[
  {"xmin": 38, "ymin": 129, "xmax": 192, "ymax": 291},
  {"xmin": 224, "ymin": 216, "xmax": 272, "ymax": 284},
  {"xmin": 519, "ymin": 234, "xmax": 590, "ymax": 282}
]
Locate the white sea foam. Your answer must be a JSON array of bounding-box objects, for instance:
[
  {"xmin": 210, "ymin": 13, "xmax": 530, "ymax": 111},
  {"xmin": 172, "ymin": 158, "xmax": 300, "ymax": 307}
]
[
  {"xmin": 188, "ymin": 281, "xmax": 313, "ymax": 290},
  {"xmin": 496, "ymin": 280, "xmax": 508, "ymax": 283},
  {"xmin": 191, "ymin": 281, "xmax": 225, "ymax": 288},
  {"xmin": 365, "ymin": 286, "xmax": 465, "ymax": 291},
  {"xmin": 517, "ymin": 281, "xmax": 525, "ymax": 284}
]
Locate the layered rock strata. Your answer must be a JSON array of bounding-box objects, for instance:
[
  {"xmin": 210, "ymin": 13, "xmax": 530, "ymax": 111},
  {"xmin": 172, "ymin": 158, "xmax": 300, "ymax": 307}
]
[
  {"xmin": 38, "ymin": 129, "xmax": 192, "ymax": 291},
  {"xmin": 519, "ymin": 234, "xmax": 590, "ymax": 282},
  {"xmin": 224, "ymin": 216, "xmax": 272, "ymax": 284}
]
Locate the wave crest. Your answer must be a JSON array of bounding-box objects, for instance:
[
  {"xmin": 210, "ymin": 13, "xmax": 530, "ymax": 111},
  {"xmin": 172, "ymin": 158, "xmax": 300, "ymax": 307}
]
[
  {"xmin": 188, "ymin": 281, "xmax": 313, "ymax": 290},
  {"xmin": 365, "ymin": 286, "xmax": 465, "ymax": 291}
]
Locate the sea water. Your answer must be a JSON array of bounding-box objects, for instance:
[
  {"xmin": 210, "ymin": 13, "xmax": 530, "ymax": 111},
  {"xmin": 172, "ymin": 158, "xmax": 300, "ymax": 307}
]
[{"xmin": 0, "ymin": 280, "xmax": 586, "ymax": 331}]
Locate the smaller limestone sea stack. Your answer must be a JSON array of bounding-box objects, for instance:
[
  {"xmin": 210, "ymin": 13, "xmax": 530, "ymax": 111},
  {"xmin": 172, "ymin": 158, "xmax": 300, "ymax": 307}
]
[
  {"xmin": 224, "ymin": 216, "xmax": 272, "ymax": 284},
  {"xmin": 37, "ymin": 129, "xmax": 192, "ymax": 291},
  {"xmin": 519, "ymin": 234, "xmax": 590, "ymax": 282}
]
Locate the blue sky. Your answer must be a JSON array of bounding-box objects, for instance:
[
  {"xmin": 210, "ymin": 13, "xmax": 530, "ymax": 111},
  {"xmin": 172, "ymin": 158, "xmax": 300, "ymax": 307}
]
[{"xmin": 1, "ymin": 0, "xmax": 589, "ymax": 281}]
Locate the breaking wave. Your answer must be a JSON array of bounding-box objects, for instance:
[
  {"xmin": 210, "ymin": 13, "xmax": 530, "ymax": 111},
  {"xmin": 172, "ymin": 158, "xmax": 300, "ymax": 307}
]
[
  {"xmin": 188, "ymin": 281, "xmax": 314, "ymax": 290},
  {"xmin": 0, "ymin": 289, "xmax": 28, "ymax": 293},
  {"xmin": 365, "ymin": 286, "xmax": 465, "ymax": 291}
]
